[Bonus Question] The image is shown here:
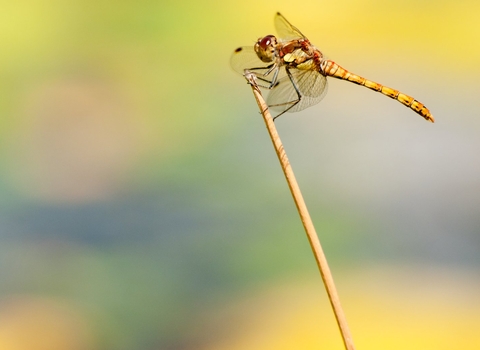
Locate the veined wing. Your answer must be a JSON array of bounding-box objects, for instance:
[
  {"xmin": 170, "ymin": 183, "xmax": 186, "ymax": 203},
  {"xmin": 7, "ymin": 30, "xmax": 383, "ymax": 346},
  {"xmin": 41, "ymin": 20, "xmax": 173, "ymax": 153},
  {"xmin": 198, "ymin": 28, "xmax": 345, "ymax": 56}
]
[
  {"xmin": 230, "ymin": 46, "xmax": 272, "ymax": 75},
  {"xmin": 274, "ymin": 12, "xmax": 306, "ymax": 41},
  {"xmin": 268, "ymin": 68, "xmax": 328, "ymax": 114}
]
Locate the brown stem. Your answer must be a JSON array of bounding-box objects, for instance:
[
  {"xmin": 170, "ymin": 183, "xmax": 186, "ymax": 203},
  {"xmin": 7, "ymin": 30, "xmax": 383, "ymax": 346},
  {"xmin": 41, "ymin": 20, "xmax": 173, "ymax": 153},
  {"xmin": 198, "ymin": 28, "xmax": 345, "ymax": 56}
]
[{"xmin": 244, "ymin": 71, "xmax": 356, "ymax": 350}]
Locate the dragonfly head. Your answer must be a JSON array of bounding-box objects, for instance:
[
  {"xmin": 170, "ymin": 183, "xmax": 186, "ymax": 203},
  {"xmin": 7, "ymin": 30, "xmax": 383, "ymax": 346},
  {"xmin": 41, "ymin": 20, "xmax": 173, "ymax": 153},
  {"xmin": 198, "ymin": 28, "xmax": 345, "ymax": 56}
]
[{"xmin": 254, "ymin": 35, "xmax": 278, "ymax": 63}]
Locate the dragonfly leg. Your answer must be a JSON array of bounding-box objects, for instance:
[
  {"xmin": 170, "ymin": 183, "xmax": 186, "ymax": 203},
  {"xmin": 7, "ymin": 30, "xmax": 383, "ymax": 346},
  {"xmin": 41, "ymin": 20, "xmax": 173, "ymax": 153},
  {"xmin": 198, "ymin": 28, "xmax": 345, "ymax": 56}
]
[
  {"xmin": 269, "ymin": 67, "xmax": 301, "ymax": 121},
  {"xmin": 266, "ymin": 66, "xmax": 280, "ymax": 89},
  {"xmin": 243, "ymin": 65, "xmax": 279, "ymax": 89}
]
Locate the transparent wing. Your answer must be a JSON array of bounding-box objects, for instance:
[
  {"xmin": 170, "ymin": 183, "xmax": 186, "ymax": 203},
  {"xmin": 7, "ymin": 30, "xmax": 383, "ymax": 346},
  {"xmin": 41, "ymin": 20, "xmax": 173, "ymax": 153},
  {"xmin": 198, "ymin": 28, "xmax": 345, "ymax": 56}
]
[
  {"xmin": 274, "ymin": 12, "xmax": 306, "ymax": 41},
  {"xmin": 230, "ymin": 46, "xmax": 271, "ymax": 75},
  {"xmin": 268, "ymin": 68, "xmax": 328, "ymax": 114},
  {"xmin": 292, "ymin": 66, "xmax": 327, "ymax": 98}
]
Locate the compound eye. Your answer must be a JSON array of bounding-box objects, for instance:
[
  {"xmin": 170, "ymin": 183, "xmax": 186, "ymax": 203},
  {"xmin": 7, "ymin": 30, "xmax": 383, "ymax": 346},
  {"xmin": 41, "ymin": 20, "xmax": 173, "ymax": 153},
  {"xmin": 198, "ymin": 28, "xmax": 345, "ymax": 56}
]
[{"xmin": 259, "ymin": 35, "xmax": 275, "ymax": 50}]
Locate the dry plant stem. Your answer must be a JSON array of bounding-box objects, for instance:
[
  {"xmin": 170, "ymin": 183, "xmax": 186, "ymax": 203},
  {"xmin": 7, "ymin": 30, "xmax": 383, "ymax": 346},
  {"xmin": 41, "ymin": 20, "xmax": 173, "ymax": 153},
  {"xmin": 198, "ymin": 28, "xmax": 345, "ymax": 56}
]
[{"xmin": 244, "ymin": 72, "xmax": 356, "ymax": 350}]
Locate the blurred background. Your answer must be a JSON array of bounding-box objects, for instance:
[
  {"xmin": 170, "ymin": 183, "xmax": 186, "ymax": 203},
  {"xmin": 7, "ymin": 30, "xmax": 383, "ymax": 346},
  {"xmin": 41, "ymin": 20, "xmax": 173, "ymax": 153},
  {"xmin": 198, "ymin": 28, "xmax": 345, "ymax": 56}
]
[{"xmin": 0, "ymin": 0, "xmax": 479, "ymax": 349}]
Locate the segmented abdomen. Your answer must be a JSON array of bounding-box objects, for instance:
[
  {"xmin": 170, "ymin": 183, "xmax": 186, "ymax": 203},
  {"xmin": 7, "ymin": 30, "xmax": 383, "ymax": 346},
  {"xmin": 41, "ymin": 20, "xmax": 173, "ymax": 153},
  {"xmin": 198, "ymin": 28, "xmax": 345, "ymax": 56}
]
[{"xmin": 321, "ymin": 60, "xmax": 434, "ymax": 122}]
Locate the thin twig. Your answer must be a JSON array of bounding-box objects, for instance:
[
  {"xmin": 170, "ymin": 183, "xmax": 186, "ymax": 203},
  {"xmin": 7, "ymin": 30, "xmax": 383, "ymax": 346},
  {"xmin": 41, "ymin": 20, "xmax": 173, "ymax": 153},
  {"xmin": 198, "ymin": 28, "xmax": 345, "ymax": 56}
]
[{"xmin": 244, "ymin": 72, "xmax": 356, "ymax": 350}]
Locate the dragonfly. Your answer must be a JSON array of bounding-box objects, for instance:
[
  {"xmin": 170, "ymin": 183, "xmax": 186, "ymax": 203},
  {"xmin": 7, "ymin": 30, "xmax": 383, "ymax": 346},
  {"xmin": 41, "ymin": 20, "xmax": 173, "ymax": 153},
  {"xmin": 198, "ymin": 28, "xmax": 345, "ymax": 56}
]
[{"xmin": 231, "ymin": 12, "xmax": 434, "ymax": 123}]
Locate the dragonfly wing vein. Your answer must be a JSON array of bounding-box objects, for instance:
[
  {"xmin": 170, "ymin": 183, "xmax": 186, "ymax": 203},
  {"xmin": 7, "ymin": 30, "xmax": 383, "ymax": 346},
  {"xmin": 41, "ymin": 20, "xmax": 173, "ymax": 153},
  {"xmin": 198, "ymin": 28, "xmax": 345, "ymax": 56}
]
[
  {"xmin": 268, "ymin": 68, "xmax": 328, "ymax": 113},
  {"xmin": 274, "ymin": 12, "xmax": 305, "ymax": 41},
  {"xmin": 230, "ymin": 46, "xmax": 271, "ymax": 75}
]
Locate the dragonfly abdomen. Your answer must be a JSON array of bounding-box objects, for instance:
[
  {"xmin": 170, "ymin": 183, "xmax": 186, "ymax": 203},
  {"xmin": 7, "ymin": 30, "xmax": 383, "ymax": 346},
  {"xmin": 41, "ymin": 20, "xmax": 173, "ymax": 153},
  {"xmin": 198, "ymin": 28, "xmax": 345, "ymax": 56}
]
[{"xmin": 321, "ymin": 60, "xmax": 434, "ymax": 122}]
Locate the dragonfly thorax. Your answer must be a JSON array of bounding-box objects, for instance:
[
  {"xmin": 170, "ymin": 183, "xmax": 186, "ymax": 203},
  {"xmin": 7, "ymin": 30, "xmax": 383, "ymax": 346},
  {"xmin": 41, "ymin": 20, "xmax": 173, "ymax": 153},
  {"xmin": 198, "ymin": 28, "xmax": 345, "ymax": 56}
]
[{"xmin": 254, "ymin": 35, "xmax": 278, "ymax": 63}]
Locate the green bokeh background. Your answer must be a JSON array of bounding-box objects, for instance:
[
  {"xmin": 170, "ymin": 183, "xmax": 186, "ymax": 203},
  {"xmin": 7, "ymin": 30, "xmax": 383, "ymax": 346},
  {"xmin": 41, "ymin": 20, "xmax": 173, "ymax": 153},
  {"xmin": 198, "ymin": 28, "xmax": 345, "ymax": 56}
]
[{"xmin": 0, "ymin": 0, "xmax": 479, "ymax": 349}]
